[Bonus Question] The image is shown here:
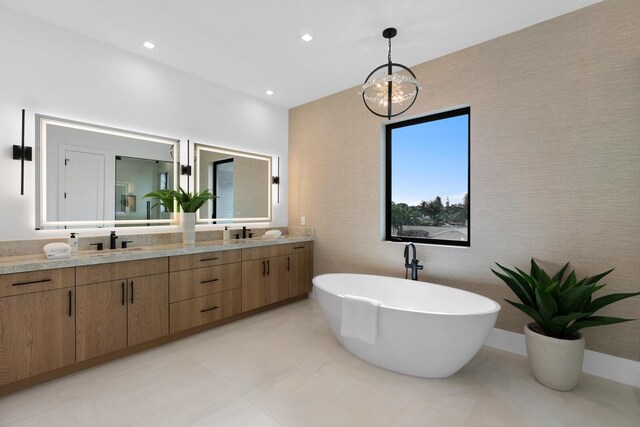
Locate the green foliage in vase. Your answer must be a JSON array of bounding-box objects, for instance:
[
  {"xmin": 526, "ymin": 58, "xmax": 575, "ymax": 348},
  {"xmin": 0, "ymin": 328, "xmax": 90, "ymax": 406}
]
[
  {"xmin": 492, "ymin": 259, "xmax": 639, "ymax": 339},
  {"xmin": 143, "ymin": 189, "xmax": 176, "ymax": 213},
  {"xmin": 144, "ymin": 187, "xmax": 216, "ymax": 213}
]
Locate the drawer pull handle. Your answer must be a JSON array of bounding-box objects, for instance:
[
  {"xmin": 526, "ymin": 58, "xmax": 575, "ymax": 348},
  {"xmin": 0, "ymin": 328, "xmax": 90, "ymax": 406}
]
[
  {"xmin": 130, "ymin": 281, "xmax": 134, "ymax": 304},
  {"xmin": 121, "ymin": 282, "xmax": 125, "ymax": 306},
  {"xmin": 12, "ymin": 278, "xmax": 52, "ymax": 287},
  {"xmin": 287, "ymin": 256, "xmax": 290, "ymax": 271},
  {"xmin": 262, "ymin": 260, "xmax": 266, "ymax": 276},
  {"xmin": 201, "ymin": 278, "xmax": 219, "ymax": 284},
  {"xmin": 200, "ymin": 257, "xmax": 219, "ymax": 262},
  {"xmin": 68, "ymin": 290, "xmax": 72, "ymax": 317},
  {"xmin": 293, "ymin": 246, "xmax": 305, "ymax": 249},
  {"xmin": 200, "ymin": 306, "xmax": 219, "ymax": 313}
]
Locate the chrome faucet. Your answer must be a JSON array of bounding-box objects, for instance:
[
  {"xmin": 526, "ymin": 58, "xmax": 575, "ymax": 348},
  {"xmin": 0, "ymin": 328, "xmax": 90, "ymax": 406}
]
[{"xmin": 403, "ymin": 243, "xmax": 424, "ymax": 281}]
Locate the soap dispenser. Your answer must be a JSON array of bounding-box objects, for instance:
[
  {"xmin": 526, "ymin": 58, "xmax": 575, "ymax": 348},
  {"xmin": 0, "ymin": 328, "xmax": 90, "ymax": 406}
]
[
  {"xmin": 223, "ymin": 226, "xmax": 230, "ymax": 241},
  {"xmin": 68, "ymin": 232, "xmax": 79, "ymax": 253}
]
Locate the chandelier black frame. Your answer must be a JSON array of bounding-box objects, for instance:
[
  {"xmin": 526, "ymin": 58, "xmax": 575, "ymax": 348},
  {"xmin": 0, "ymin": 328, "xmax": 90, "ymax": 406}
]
[{"xmin": 361, "ymin": 28, "xmax": 420, "ymax": 120}]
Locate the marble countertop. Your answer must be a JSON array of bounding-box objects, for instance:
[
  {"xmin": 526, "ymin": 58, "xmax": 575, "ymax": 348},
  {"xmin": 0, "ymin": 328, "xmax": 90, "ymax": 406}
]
[{"xmin": 0, "ymin": 236, "xmax": 314, "ymax": 274}]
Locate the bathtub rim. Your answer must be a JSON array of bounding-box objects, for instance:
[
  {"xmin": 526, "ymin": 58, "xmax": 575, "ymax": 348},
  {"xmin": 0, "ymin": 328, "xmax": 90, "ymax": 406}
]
[{"xmin": 313, "ymin": 273, "xmax": 501, "ymax": 317}]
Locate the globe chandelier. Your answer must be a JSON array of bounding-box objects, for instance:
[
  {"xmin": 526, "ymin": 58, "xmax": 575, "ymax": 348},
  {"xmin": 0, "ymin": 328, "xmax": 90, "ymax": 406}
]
[{"xmin": 360, "ymin": 28, "xmax": 421, "ymax": 120}]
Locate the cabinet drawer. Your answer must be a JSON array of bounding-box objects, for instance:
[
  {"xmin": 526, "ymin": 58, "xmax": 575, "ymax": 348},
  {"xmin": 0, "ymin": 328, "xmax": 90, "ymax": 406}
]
[
  {"xmin": 288, "ymin": 241, "xmax": 312, "ymax": 254},
  {"xmin": 169, "ymin": 263, "xmax": 241, "ymax": 303},
  {"xmin": 76, "ymin": 258, "xmax": 168, "ymax": 286},
  {"xmin": 169, "ymin": 249, "xmax": 241, "ymax": 272},
  {"xmin": 241, "ymin": 244, "xmax": 288, "ymax": 261},
  {"xmin": 169, "ymin": 288, "xmax": 241, "ymax": 333},
  {"xmin": 0, "ymin": 268, "xmax": 75, "ymax": 298}
]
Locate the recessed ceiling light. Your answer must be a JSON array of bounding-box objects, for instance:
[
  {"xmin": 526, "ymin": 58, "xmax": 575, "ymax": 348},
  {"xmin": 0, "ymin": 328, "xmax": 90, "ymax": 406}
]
[
  {"xmin": 300, "ymin": 33, "xmax": 313, "ymax": 42},
  {"xmin": 143, "ymin": 41, "xmax": 155, "ymax": 49},
  {"xmin": 265, "ymin": 90, "xmax": 275, "ymax": 96}
]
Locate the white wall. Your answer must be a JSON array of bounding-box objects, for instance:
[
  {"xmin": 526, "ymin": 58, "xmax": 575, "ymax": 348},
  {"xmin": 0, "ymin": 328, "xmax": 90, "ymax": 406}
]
[{"xmin": 0, "ymin": 6, "xmax": 288, "ymax": 240}]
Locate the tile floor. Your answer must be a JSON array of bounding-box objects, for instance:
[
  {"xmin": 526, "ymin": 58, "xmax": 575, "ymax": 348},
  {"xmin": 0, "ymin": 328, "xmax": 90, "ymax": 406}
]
[{"xmin": 0, "ymin": 298, "xmax": 638, "ymax": 426}]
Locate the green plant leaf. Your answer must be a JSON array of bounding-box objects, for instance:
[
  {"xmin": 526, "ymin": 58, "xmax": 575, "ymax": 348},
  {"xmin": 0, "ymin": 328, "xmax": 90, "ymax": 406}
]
[
  {"xmin": 582, "ymin": 292, "xmax": 640, "ymax": 315},
  {"xmin": 495, "ymin": 263, "xmax": 535, "ymax": 301},
  {"xmin": 492, "ymin": 267, "xmax": 535, "ymax": 307},
  {"xmin": 565, "ymin": 316, "xmax": 634, "ymax": 335},
  {"xmin": 531, "ymin": 259, "xmax": 553, "ymax": 288},
  {"xmin": 504, "ymin": 299, "xmax": 545, "ymax": 326},
  {"xmin": 543, "ymin": 281, "xmax": 560, "ymax": 296},
  {"xmin": 534, "ymin": 287, "xmax": 558, "ymax": 324},
  {"xmin": 515, "ymin": 266, "xmax": 544, "ymax": 292},
  {"xmin": 560, "ymin": 270, "xmax": 577, "ymax": 292},
  {"xmin": 551, "ymin": 262, "xmax": 570, "ymax": 285},
  {"xmin": 579, "ymin": 269, "xmax": 615, "ymax": 287},
  {"xmin": 557, "ymin": 284, "xmax": 603, "ymax": 314},
  {"xmin": 548, "ymin": 312, "xmax": 593, "ymax": 337},
  {"xmin": 530, "ymin": 258, "xmax": 543, "ymax": 281}
]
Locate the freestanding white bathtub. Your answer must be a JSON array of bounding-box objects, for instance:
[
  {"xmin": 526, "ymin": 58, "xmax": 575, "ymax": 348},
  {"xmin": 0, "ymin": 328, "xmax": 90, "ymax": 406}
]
[{"xmin": 313, "ymin": 273, "xmax": 500, "ymax": 378}]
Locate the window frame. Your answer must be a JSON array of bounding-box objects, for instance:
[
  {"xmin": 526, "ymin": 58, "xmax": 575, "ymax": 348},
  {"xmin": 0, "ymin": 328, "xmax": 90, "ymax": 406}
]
[{"xmin": 385, "ymin": 107, "xmax": 471, "ymax": 247}]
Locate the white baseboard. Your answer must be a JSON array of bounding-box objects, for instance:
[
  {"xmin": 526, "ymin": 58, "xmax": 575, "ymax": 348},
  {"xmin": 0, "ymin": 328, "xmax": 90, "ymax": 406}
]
[{"xmin": 484, "ymin": 328, "xmax": 640, "ymax": 388}]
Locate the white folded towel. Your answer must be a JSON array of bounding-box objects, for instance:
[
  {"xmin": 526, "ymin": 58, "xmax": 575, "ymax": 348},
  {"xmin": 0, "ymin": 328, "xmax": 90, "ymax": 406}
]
[{"xmin": 340, "ymin": 294, "xmax": 382, "ymax": 345}]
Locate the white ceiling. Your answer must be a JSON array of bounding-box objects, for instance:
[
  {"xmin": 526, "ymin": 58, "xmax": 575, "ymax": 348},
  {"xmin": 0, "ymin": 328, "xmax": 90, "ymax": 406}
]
[{"xmin": 0, "ymin": 0, "xmax": 601, "ymax": 109}]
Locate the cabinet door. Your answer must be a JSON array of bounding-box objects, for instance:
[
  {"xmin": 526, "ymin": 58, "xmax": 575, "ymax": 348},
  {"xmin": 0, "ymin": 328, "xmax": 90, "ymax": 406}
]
[
  {"xmin": 299, "ymin": 251, "xmax": 313, "ymax": 294},
  {"xmin": 76, "ymin": 280, "xmax": 127, "ymax": 362},
  {"xmin": 0, "ymin": 288, "xmax": 75, "ymax": 386},
  {"xmin": 287, "ymin": 254, "xmax": 300, "ymax": 298},
  {"xmin": 128, "ymin": 274, "xmax": 169, "ymax": 347},
  {"xmin": 287, "ymin": 253, "xmax": 312, "ymax": 297},
  {"xmin": 265, "ymin": 256, "xmax": 288, "ymax": 305},
  {"xmin": 241, "ymin": 259, "xmax": 266, "ymax": 312}
]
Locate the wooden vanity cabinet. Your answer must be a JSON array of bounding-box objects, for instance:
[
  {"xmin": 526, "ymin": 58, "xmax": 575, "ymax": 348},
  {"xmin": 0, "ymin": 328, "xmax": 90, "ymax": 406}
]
[
  {"xmin": 75, "ymin": 259, "xmax": 169, "ymax": 361},
  {"xmin": 0, "ymin": 268, "xmax": 76, "ymax": 386},
  {"xmin": 1, "ymin": 240, "xmax": 312, "ymax": 395}
]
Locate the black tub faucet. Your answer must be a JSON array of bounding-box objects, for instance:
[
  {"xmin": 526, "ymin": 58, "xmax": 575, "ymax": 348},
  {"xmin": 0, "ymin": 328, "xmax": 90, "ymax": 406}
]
[
  {"xmin": 404, "ymin": 242, "xmax": 424, "ymax": 281},
  {"xmin": 110, "ymin": 231, "xmax": 118, "ymax": 250}
]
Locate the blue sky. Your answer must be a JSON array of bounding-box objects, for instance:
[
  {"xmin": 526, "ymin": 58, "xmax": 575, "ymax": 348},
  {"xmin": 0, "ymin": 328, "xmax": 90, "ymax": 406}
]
[{"xmin": 391, "ymin": 114, "xmax": 468, "ymax": 206}]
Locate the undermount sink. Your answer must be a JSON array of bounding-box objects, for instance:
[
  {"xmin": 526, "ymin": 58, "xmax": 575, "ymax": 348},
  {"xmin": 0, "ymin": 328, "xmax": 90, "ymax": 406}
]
[{"xmin": 89, "ymin": 247, "xmax": 146, "ymax": 257}]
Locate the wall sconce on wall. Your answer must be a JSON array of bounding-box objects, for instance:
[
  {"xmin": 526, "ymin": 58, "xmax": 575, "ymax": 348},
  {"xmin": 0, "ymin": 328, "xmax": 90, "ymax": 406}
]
[
  {"xmin": 13, "ymin": 109, "xmax": 32, "ymax": 195},
  {"xmin": 272, "ymin": 156, "xmax": 280, "ymax": 203}
]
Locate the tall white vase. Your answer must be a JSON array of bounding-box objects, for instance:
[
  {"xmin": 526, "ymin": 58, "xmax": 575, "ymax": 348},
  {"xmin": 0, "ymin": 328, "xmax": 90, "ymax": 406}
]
[{"xmin": 181, "ymin": 212, "xmax": 196, "ymax": 245}]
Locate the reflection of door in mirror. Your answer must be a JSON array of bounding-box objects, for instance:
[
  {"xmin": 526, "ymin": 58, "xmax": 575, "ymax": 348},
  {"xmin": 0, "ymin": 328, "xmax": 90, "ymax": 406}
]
[
  {"xmin": 59, "ymin": 148, "xmax": 106, "ymax": 222},
  {"xmin": 115, "ymin": 156, "xmax": 174, "ymax": 226},
  {"xmin": 212, "ymin": 159, "xmax": 234, "ymax": 223}
]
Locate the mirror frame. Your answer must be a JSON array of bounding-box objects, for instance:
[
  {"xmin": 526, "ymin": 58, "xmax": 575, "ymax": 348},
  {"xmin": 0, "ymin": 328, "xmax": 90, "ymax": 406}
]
[
  {"xmin": 35, "ymin": 115, "xmax": 180, "ymax": 229},
  {"xmin": 194, "ymin": 144, "xmax": 272, "ymax": 224}
]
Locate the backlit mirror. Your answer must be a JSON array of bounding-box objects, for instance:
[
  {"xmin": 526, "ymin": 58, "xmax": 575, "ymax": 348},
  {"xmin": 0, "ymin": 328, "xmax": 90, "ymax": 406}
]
[
  {"xmin": 36, "ymin": 115, "xmax": 179, "ymax": 229},
  {"xmin": 195, "ymin": 144, "xmax": 272, "ymax": 223}
]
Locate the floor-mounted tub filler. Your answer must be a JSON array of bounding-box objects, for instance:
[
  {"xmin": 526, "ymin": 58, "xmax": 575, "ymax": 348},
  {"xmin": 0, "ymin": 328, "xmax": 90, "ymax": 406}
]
[{"xmin": 313, "ymin": 273, "xmax": 500, "ymax": 378}]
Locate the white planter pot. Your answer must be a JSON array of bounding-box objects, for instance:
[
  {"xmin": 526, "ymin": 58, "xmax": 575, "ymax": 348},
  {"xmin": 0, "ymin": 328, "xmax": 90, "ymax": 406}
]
[
  {"xmin": 524, "ymin": 323, "xmax": 585, "ymax": 391},
  {"xmin": 181, "ymin": 212, "xmax": 196, "ymax": 245}
]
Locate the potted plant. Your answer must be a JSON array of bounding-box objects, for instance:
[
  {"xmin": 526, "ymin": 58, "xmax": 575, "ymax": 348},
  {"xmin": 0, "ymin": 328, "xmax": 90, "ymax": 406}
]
[
  {"xmin": 492, "ymin": 259, "xmax": 639, "ymax": 391},
  {"xmin": 145, "ymin": 187, "xmax": 215, "ymax": 245}
]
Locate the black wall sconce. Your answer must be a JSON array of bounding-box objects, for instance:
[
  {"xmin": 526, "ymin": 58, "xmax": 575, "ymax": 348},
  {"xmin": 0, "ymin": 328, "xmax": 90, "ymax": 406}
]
[
  {"xmin": 181, "ymin": 139, "xmax": 192, "ymax": 193},
  {"xmin": 272, "ymin": 156, "xmax": 280, "ymax": 203},
  {"xmin": 13, "ymin": 109, "xmax": 32, "ymax": 195}
]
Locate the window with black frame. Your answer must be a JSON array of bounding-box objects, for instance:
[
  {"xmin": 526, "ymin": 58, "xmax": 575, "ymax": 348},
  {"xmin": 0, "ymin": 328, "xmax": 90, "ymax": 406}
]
[{"xmin": 385, "ymin": 107, "xmax": 470, "ymax": 246}]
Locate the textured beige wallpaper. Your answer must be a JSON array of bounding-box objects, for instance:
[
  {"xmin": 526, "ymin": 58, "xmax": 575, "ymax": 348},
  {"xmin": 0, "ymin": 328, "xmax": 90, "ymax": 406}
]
[{"xmin": 289, "ymin": 0, "xmax": 640, "ymax": 360}]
